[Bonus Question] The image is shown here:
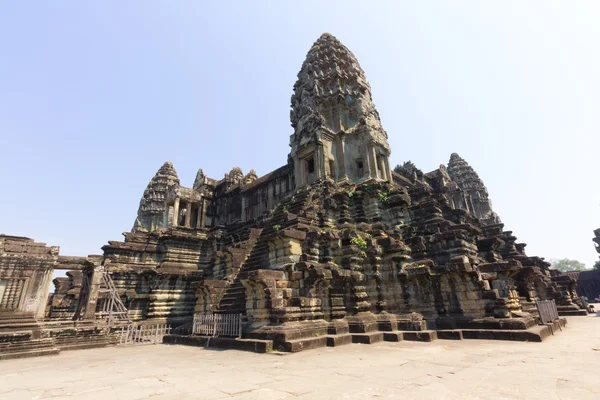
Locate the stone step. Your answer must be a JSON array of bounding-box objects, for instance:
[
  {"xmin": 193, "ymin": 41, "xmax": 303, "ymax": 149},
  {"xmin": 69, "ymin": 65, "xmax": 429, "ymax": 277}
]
[
  {"xmin": 557, "ymin": 310, "xmax": 588, "ymax": 316},
  {"xmin": 325, "ymin": 334, "xmax": 353, "ymax": 347},
  {"xmin": 459, "ymin": 322, "xmax": 564, "ymax": 342},
  {"xmin": 382, "ymin": 332, "xmax": 404, "ymax": 342},
  {"xmin": 163, "ymin": 334, "xmax": 273, "ymax": 353},
  {"xmin": 0, "ymin": 347, "xmax": 60, "ymax": 361},
  {"xmin": 276, "ymin": 335, "xmax": 328, "ymax": 352},
  {"xmin": 0, "ymin": 322, "xmax": 41, "ymax": 331},
  {"xmin": 0, "ymin": 340, "xmax": 57, "ymax": 352},
  {"xmin": 436, "ymin": 330, "xmax": 463, "ymax": 340},
  {"xmin": 58, "ymin": 340, "xmax": 116, "ymax": 351},
  {"xmin": 351, "ymin": 332, "xmax": 384, "ymax": 344},
  {"xmin": 402, "ymin": 330, "xmax": 438, "ymax": 342}
]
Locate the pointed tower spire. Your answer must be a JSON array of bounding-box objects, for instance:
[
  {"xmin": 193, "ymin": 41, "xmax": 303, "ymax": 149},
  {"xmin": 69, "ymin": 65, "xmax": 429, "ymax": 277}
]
[
  {"xmin": 447, "ymin": 153, "xmax": 487, "ymax": 192},
  {"xmin": 289, "ymin": 33, "xmax": 391, "ymax": 187},
  {"xmin": 132, "ymin": 161, "xmax": 180, "ymax": 232},
  {"xmin": 447, "ymin": 153, "xmax": 500, "ymax": 225}
]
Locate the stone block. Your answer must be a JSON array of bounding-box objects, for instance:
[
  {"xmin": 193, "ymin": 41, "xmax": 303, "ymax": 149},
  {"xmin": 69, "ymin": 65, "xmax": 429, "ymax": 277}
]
[
  {"xmin": 437, "ymin": 330, "xmax": 463, "ymax": 340},
  {"xmin": 402, "ymin": 330, "xmax": 437, "ymax": 342},
  {"xmin": 466, "ymin": 291, "xmax": 480, "ymax": 300},
  {"xmin": 383, "ymin": 332, "xmax": 404, "ymax": 342},
  {"xmin": 326, "ymin": 334, "xmax": 353, "ymax": 347},
  {"xmin": 351, "ymin": 332, "xmax": 383, "ymax": 344}
]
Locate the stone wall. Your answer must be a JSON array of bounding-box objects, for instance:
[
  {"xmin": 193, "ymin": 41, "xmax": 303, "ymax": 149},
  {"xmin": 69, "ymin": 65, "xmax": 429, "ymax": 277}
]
[{"xmin": 0, "ymin": 235, "xmax": 57, "ymax": 318}]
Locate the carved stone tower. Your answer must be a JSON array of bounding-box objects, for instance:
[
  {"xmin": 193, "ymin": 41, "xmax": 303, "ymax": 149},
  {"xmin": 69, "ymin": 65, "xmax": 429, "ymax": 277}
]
[
  {"xmin": 289, "ymin": 33, "xmax": 392, "ymax": 188},
  {"xmin": 447, "ymin": 153, "xmax": 500, "ymax": 225},
  {"xmin": 132, "ymin": 161, "xmax": 180, "ymax": 232}
]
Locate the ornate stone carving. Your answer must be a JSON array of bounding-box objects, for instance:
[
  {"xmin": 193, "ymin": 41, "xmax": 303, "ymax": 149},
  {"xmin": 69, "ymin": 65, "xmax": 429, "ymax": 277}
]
[{"xmin": 132, "ymin": 161, "xmax": 180, "ymax": 232}]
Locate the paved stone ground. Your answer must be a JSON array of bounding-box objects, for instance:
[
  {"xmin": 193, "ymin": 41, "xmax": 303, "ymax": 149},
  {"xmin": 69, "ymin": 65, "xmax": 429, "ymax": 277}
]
[{"xmin": 1, "ymin": 311, "xmax": 599, "ymax": 400}]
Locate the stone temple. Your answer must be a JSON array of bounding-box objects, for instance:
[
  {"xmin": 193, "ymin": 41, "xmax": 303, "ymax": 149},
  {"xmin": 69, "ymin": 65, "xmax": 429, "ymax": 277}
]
[{"xmin": 0, "ymin": 33, "xmax": 589, "ymax": 358}]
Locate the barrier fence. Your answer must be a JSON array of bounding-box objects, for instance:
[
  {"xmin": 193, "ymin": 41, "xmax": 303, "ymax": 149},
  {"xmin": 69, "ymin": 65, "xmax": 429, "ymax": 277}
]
[
  {"xmin": 536, "ymin": 300, "xmax": 559, "ymax": 324},
  {"xmin": 192, "ymin": 313, "xmax": 242, "ymax": 338},
  {"xmin": 119, "ymin": 324, "xmax": 171, "ymax": 345}
]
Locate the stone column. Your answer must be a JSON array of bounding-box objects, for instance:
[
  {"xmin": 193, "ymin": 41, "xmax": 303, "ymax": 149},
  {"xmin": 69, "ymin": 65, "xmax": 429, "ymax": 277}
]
[
  {"xmin": 84, "ymin": 266, "xmax": 104, "ymax": 320},
  {"xmin": 336, "ymin": 137, "xmax": 346, "ymax": 180},
  {"xmin": 163, "ymin": 204, "xmax": 169, "ymax": 228},
  {"xmin": 172, "ymin": 198, "xmax": 180, "ymax": 227},
  {"xmin": 196, "ymin": 201, "xmax": 203, "ymax": 227},
  {"xmin": 185, "ymin": 201, "xmax": 192, "ymax": 228},
  {"xmin": 201, "ymin": 198, "xmax": 209, "ymax": 228},
  {"xmin": 293, "ymin": 155, "xmax": 303, "ymax": 188},
  {"xmin": 383, "ymin": 156, "xmax": 392, "ymax": 182},
  {"xmin": 316, "ymin": 143, "xmax": 326, "ymax": 179},
  {"xmin": 35, "ymin": 267, "xmax": 55, "ymax": 318},
  {"xmin": 241, "ymin": 195, "xmax": 247, "ymax": 223},
  {"xmin": 366, "ymin": 146, "xmax": 377, "ymax": 179}
]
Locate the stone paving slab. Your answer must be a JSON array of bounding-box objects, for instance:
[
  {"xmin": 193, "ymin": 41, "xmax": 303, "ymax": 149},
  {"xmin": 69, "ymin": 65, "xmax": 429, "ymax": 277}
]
[{"xmin": 0, "ymin": 313, "xmax": 598, "ymax": 399}]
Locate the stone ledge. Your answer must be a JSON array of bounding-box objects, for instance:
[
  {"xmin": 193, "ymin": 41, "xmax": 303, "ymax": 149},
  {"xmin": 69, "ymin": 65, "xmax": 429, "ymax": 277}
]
[
  {"xmin": 326, "ymin": 334, "xmax": 353, "ymax": 347},
  {"xmin": 402, "ymin": 331, "xmax": 438, "ymax": 342},
  {"xmin": 382, "ymin": 332, "xmax": 404, "ymax": 342},
  {"xmin": 557, "ymin": 310, "xmax": 588, "ymax": 316},
  {"xmin": 163, "ymin": 334, "xmax": 273, "ymax": 353},
  {"xmin": 437, "ymin": 330, "xmax": 463, "ymax": 340},
  {"xmin": 351, "ymin": 332, "xmax": 383, "ymax": 344},
  {"xmin": 276, "ymin": 336, "xmax": 328, "ymax": 352},
  {"xmin": 0, "ymin": 348, "xmax": 60, "ymax": 361}
]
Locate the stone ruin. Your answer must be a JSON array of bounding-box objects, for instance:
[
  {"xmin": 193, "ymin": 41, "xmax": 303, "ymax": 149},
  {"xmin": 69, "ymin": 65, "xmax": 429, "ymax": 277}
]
[
  {"xmin": 569, "ymin": 229, "xmax": 600, "ymax": 301},
  {"xmin": 0, "ymin": 33, "xmax": 588, "ymax": 358}
]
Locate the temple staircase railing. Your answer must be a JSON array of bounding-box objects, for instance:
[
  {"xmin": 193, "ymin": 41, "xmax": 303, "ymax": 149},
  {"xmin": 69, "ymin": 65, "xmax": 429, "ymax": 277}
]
[
  {"xmin": 192, "ymin": 313, "xmax": 242, "ymax": 338},
  {"xmin": 97, "ymin": 272, "xmax": 131, "ymax": 328}
]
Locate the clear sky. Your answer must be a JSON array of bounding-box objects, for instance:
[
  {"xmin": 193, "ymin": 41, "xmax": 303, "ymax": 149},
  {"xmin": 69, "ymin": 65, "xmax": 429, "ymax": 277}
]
[{"xmin": 1, "ymin": 2, "xmax": 599, "ymax": 268}]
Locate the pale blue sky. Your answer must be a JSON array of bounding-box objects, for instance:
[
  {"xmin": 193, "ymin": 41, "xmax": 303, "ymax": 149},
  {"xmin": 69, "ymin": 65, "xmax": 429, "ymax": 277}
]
[{"xmin": 1, "ymin": 2, "xmax": 599, "ymax": 268}]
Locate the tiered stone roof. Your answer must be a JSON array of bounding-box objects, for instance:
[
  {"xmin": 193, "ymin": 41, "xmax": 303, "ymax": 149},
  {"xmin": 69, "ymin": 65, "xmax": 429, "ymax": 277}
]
[
  {"xmin": 290, "ymin": 33, "xmax": 388, "ymax": 147},
  {"xmin": 447, "ymin": 153, "xmax": 488, "ymax": 194},
  {"xmin": 132, "ymin": 161, "xmax": 180, "ymax": 232}
]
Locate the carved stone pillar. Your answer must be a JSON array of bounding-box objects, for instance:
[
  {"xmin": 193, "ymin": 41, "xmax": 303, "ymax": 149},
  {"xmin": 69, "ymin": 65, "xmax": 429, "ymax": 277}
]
[
  {"xmin": 84, "ymin": 266, "xmax": 103, "ymax": 320},
  {"xmin": 172, "ymin": 198, "xmax": 180, "ymax": 227},
  {"xmin": 367, "ymin": 146, "xmax": 377, "ymax": 179},
  {"xmin": 185, "ymin": 201, "xmax": 192, "ymax": 228},
  {"xmin": 383, "ymin": 155, "xmax": 391, "ymax": 182},
  {"xmin": 293, "ymin": 155, "xmax": 302, "ymax": 188},
  {"xmin": 196, "ymin": 200, "xmax": 203, "ymax": 227},
  {"xmin": 316, "ymin": 143, "xmax": 326, "ymax": 180}
]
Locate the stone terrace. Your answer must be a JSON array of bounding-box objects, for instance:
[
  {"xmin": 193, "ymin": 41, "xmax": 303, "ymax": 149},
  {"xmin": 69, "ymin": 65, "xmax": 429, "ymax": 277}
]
[{"xmin": 1, "ymin": 311, "xmax": 598, "ymax": 400}]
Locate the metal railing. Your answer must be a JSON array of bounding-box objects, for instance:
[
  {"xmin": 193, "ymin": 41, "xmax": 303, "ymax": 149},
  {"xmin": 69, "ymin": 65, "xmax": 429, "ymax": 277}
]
[
  {"xmin": 192, "ymin": 313, "xmax": 242, "ymax": 338},
  {"xmin": 536, "ymin": 300, "xmax": 559, "ymax": 324},
  {"xmin": 118, "ymin": 324, "xmax": 171, "ymax": 345}
]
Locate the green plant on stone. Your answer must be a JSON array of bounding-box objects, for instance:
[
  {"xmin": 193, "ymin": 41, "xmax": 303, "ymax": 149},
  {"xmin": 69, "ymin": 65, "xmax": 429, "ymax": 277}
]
[
  {"xmin": 282, "ymin": 205, "xmax": 288, "ymax": 213},
  {"xmin": 273, "ymin": 224, "xmax": 281, "ymax": 231},
  {"xmin": 350, "ymin": 236, "xmax": 368, "ymax": 258},
  {"xmin": 378, "ymin": 191, "xmax": 388, "ymax": 203}
]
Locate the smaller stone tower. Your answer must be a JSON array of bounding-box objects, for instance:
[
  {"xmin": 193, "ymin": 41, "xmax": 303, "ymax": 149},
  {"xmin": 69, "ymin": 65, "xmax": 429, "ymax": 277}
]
[
  {"xmin": 447, "ymin": 153, "xmax": 500, "ymax": 225},
  {"xmin": 132, "ymin": 161, "xmax": 180, "ymax": 232},
  {"xmin": 289, "ymin": 33, "xmax": 392, "ymax": 188}
]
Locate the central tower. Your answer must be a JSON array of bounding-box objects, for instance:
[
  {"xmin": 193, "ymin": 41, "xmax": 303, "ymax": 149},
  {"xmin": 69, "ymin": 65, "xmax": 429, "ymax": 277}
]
[{"xmin": 289, "ymin": 33, "xmax": 392, "ymax": 188}]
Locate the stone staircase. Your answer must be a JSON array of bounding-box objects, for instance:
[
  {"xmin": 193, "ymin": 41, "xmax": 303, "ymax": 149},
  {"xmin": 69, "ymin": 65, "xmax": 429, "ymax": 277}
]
[
  {"xmin": 216, "ymin": 189, "xmax": 314, "ymax": 315},
  {"xmin": 216, "ymin": 231, "xmax": 270, "ymax": 314}
]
